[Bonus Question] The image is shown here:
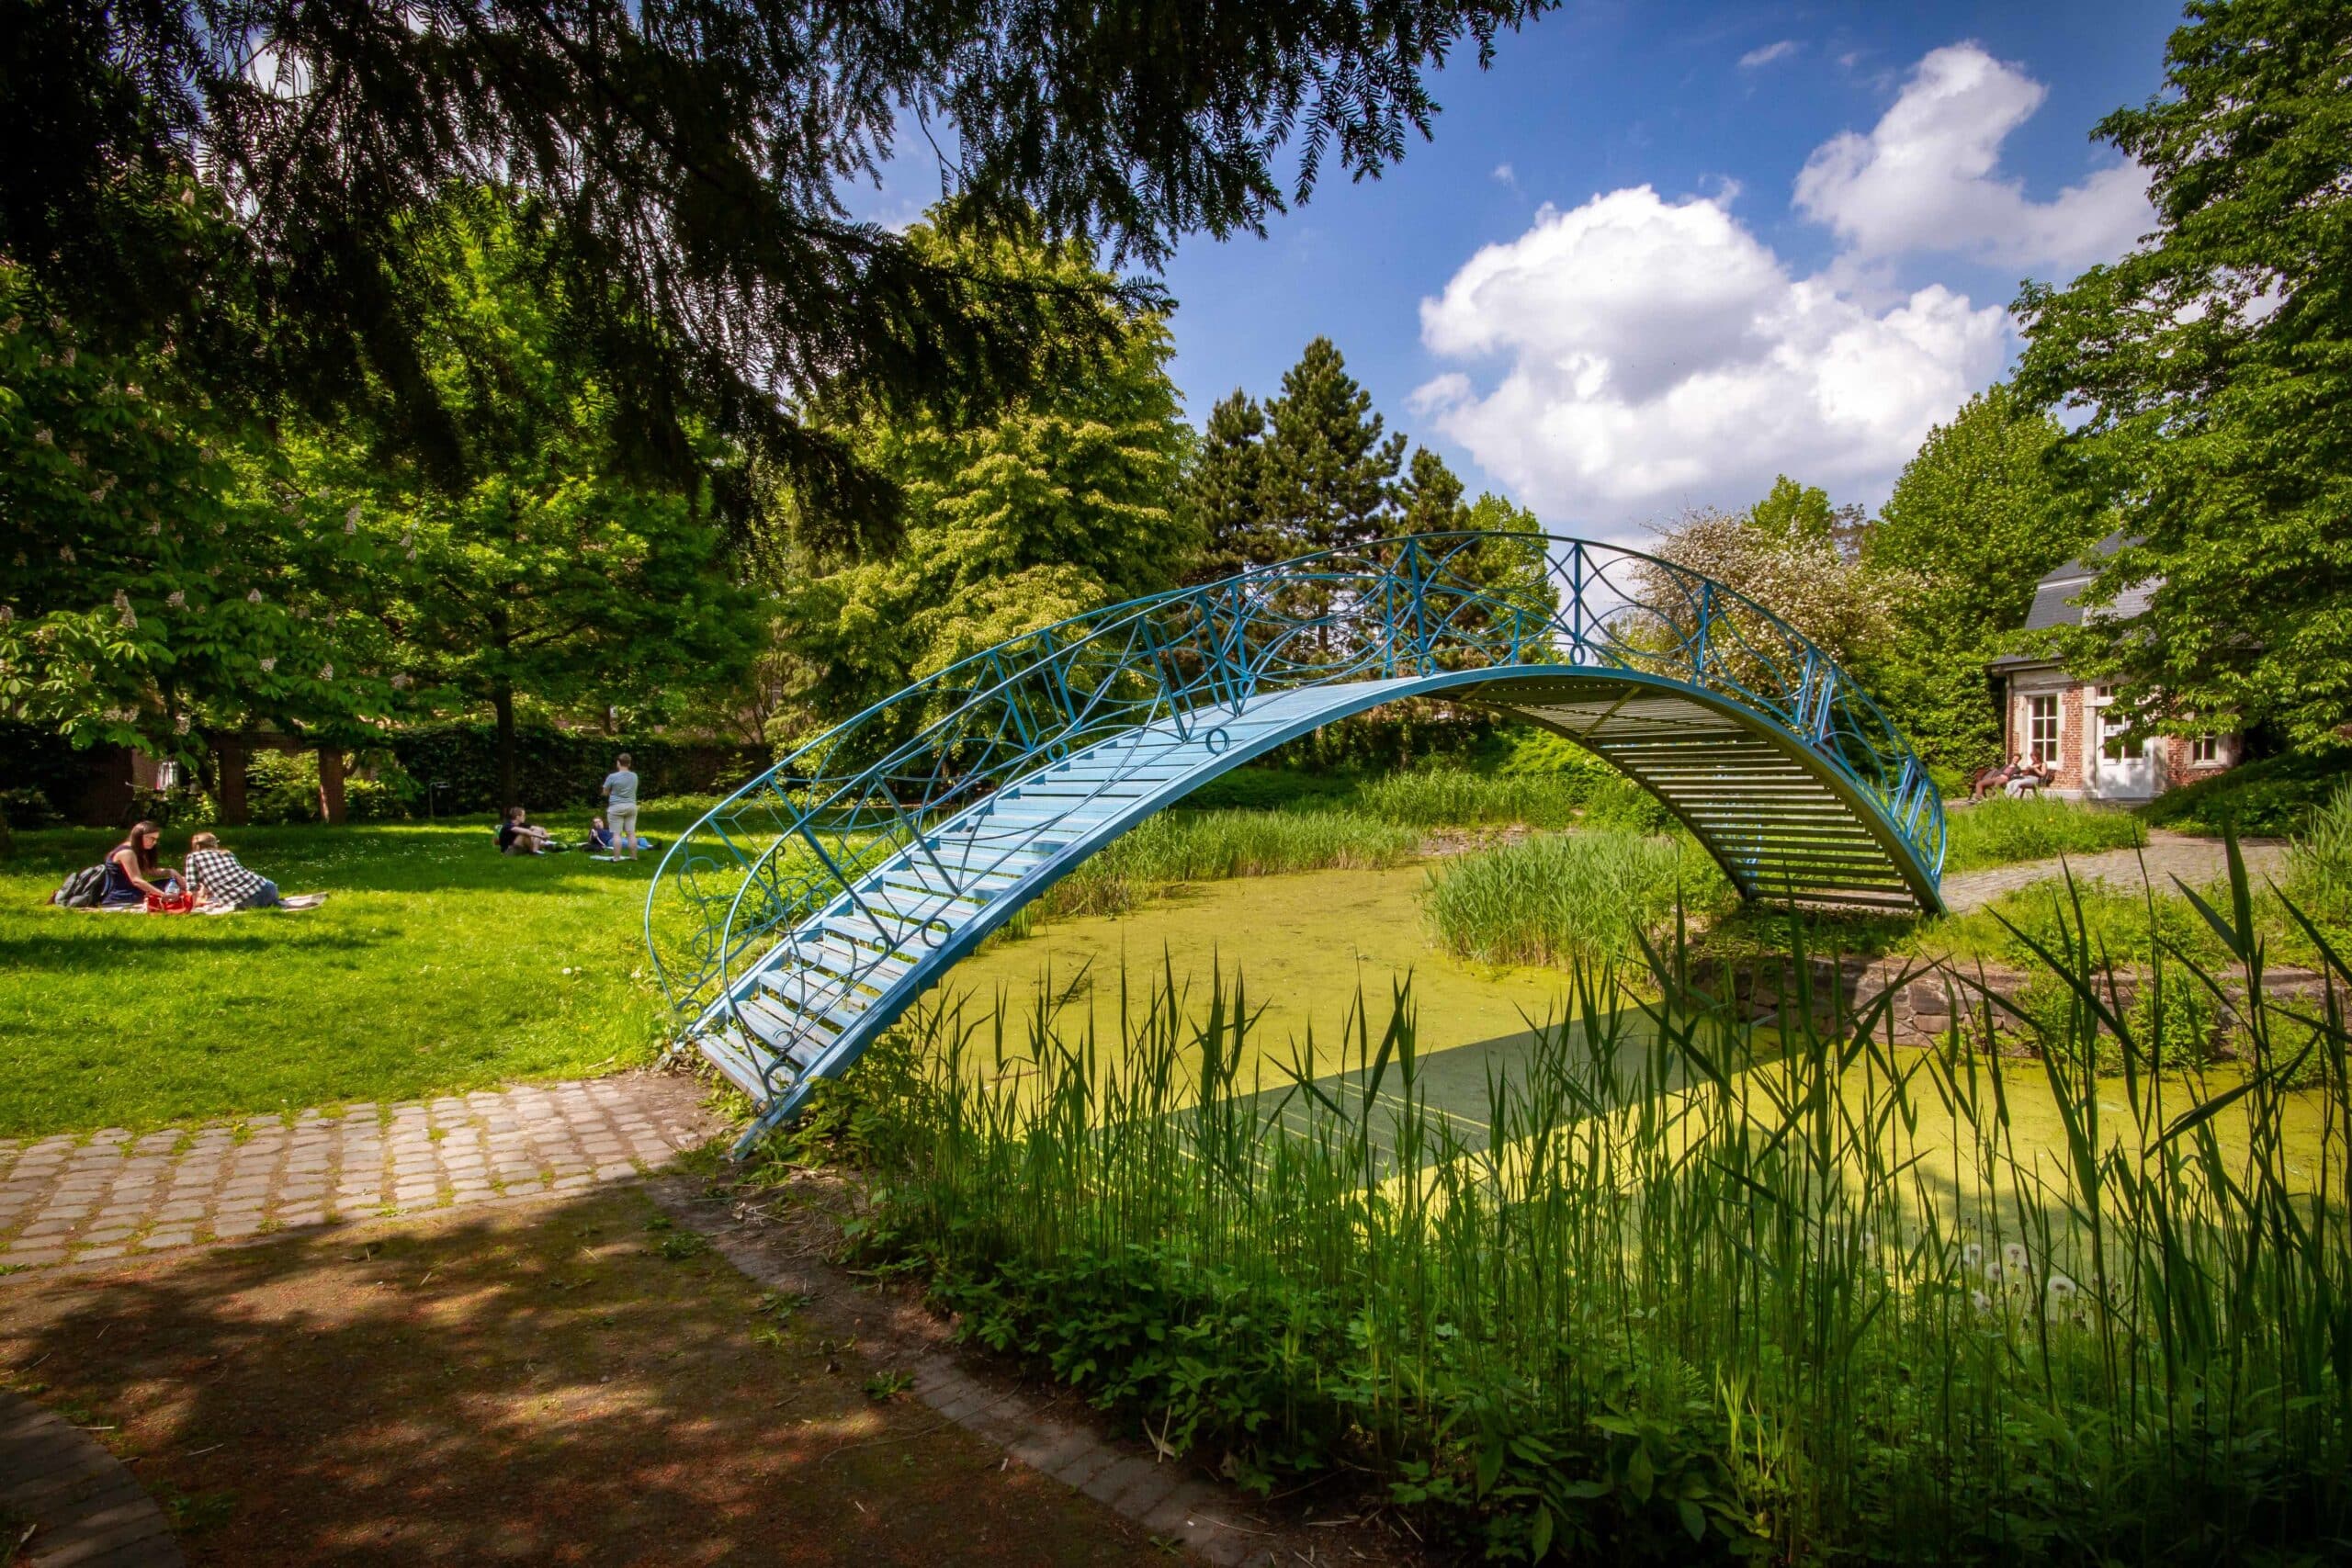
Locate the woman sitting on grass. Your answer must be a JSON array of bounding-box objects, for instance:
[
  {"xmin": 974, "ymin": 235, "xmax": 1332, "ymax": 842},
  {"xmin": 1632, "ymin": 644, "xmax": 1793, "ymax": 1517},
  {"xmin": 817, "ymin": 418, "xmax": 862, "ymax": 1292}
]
[
  {"xmin": 184, "ymin": 832, "xmax": 282, "ymax": 911},
  {"xmin": 587, "ymin": 816, "xmax": 615, "ymax": 853},
  {"xmin": 98, "ymin": 821, "xmax": 177, "ymax": 907}
]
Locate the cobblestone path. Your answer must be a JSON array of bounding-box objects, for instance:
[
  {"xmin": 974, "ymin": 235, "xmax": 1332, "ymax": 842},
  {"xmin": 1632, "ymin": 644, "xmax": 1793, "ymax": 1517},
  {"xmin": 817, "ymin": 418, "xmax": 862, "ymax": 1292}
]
[
  {"xmin": 1939, "ymin": 830, "xmax": 2288, "ymax": 914},
  {"xmin": 0, "ymin": 1074, "xmax": 723, "ymax": 1272}
]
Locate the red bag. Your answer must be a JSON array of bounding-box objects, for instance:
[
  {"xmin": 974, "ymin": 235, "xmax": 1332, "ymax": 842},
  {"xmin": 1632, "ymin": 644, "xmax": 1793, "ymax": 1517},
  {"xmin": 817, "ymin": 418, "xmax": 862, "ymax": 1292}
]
[{"xmin": 144, "ymin": 890, "xmax": 194, "ymax": 914}]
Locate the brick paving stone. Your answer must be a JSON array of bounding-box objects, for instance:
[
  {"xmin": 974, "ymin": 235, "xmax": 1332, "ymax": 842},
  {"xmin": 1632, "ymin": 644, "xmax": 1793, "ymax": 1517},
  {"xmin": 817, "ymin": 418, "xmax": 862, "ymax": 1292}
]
[{"xmin": 0, "ymin": 1073, "xmax": 722, "ymax": 1271}]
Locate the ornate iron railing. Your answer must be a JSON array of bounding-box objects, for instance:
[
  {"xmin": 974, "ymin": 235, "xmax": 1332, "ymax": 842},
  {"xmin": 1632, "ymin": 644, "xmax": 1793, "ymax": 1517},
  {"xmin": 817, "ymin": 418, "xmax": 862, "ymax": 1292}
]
[{"xmin": 644, "ymin": 531, "xmax": 1946, "ymax": 1042}]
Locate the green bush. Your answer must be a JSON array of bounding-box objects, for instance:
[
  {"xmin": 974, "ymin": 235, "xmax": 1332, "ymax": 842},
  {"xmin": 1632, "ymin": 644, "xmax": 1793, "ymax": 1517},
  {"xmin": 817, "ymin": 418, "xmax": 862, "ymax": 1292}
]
[
  {"xmin": 1420, "ymin": 829, "xmax": 1731, "ymax": 965},
  {"xmin": 1943, "ymin": 795, "xmax": 2146, "ymax": 874},
  {"xmin": 390, "ymin": 724, "xmax": 767, "ymax": 815},
  {"xmin": 2142, "ymin": 743, "xmax": 2352, "ymax": 838}
]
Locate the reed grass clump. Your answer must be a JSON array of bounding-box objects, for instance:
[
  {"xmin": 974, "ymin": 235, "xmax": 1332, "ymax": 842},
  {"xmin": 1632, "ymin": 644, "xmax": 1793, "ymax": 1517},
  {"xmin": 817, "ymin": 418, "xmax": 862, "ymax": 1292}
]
[
  {"xmin": 1420, "ymin": 829, "xmax": 1731, "ymax": 965},
  {"xmin": 2286, "ymin": 775, "xmax": 2352, "ymax": 927},
  {"xmin": 1943, "ymin": 795, "xmax": 2146, "ymax": 874},
  {"xmin": 1351, "ymin": 768, "xmax": 1585, "ymax": 829},
  {"xmin": 1033, "ymin": 808, "xmax": 1419, "ymax": 919},
  {"xmin": 826, "ymin": 844, "xmax": 2352, "ymax": 1563}
]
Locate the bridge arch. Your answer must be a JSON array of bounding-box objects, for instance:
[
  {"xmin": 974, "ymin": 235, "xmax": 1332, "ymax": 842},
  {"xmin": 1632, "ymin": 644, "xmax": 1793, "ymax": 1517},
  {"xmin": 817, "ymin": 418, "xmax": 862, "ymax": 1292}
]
[{"xmin": 646, "ymin": 532, "xmax": 1945, "ymax": 1149}]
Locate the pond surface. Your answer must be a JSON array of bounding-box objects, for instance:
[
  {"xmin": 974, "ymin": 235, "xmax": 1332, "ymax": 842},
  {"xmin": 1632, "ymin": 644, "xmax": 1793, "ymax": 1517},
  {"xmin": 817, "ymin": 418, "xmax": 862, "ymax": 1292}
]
[{"xmin": 928, "ymin": 864, "xmax": 2341, "ymax": 1193}]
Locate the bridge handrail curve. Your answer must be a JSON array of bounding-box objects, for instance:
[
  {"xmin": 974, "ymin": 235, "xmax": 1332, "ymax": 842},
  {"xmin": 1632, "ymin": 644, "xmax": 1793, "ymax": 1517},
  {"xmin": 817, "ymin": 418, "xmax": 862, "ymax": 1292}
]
[{"xmin": 646, "ymin": 531, "xmax": 1946, "ymax": 1042}]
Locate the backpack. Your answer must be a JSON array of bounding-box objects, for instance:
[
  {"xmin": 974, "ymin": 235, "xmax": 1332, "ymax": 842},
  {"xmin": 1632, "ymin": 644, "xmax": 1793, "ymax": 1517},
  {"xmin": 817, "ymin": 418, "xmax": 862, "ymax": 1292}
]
[{"xmin": 51, "ymin": 864, "xmax": 108, "ymax": 908}]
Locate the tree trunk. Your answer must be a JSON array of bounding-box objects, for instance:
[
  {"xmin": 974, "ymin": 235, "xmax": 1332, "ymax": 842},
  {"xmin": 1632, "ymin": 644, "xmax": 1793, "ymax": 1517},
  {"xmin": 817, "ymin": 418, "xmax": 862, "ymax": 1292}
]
[
  {"xmin": 492, "ymin": 681, "xmax": 518, "ymax": 817},
  {"xmin": 214, "ymin": 735, "xmax": 250, "ymax": 826},
  {"xmin": 317, "ymin": 745, "xmax": 347, "ymax": 825}
]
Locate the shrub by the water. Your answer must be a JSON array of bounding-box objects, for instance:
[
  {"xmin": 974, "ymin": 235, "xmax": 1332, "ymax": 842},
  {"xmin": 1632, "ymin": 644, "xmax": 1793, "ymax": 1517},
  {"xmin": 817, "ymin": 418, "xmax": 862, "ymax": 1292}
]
[
  {"xmin": 1419, "ymin": 829, "xmax": 1730, "ymax": 965},
  {"xmin": 834, "ymin": 858, "xmax": 2352, "ymax": 1563},
  {"xmin": 1351, "ymin": 769, "xmax": 1585, "ymax": 829}
]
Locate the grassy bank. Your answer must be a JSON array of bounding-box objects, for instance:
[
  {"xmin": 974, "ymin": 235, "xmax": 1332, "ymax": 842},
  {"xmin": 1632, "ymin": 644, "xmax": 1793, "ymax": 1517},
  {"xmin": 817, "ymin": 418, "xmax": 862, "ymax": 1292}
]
[
  {"xmin": 820, "ymin": 897, "xmax": 2352, "ymax": 1564},
  {"xmin": 0, "ymin": 813, "xmax": 684, "ymax": 1134}
]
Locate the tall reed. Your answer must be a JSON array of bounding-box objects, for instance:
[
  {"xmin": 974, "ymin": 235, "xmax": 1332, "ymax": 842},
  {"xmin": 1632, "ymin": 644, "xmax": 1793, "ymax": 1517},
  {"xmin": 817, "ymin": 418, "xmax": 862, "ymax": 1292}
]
[
  {"xmin": 830, "ymin": 844, "xmax": 2351, "ymax": 1563},
  {"xmin": 1028, "ymin": 808, "xmax": 1419, "ymax": 919},
  {"xmin": 1419, "ymin": 829, "xmax": 1731, "ymax": 965}
]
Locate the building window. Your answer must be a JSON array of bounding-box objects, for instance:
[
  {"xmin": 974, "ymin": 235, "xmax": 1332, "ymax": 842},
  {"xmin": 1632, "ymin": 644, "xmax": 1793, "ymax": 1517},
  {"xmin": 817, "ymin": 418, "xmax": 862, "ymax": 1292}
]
[
  {"xmin": 2027, "ymin": 694, "xmax": 2059, "ymax": 764},
  {"xmin": 2192, "ymin": 734, "xmax": 2221, "ymax": 764},
  {"xmin": 2098, "ymin": 694, "xmax": 2143, "ymax": 761}
]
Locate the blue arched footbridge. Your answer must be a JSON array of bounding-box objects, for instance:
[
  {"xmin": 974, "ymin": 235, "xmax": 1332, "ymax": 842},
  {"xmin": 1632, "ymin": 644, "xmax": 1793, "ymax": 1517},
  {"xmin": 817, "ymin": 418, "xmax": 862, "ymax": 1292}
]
[{"xmin": 646, "ymin": 532, "xmax": 1946, "ymax": 1152}]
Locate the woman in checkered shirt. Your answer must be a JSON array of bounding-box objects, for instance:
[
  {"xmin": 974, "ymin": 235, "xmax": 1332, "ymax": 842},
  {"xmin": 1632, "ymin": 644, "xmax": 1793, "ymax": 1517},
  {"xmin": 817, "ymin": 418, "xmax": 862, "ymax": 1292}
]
[{"xmin": 183, "ymin": 832, "xmax": 283, "ymax": 910}]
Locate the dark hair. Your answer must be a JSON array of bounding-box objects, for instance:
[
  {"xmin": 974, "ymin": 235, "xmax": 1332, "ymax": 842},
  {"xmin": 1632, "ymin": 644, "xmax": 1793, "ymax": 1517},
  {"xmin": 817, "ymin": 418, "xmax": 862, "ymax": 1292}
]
[{"xmin": 117, "ymin": 820, "xmax": 162, "ymax": 875}]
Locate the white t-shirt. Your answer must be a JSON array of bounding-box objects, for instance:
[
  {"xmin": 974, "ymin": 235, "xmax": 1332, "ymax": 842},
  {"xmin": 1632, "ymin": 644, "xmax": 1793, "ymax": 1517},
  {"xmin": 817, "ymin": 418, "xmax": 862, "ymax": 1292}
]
[{"xmin": 603, "ymin": 769, "xmax": 639, "ymax": 807}]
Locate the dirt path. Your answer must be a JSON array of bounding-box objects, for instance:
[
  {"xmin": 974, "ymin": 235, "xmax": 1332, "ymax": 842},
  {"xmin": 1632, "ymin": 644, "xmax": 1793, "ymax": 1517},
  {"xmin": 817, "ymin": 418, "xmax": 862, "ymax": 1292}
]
[{"xmin": 1938, "ymin": 830, "xmax": 2289, "ymax": 914}]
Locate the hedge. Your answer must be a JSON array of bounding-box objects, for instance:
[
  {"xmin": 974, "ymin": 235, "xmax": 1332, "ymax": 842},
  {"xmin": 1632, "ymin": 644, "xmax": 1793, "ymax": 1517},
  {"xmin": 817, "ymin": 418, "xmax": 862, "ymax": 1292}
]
[{"xmin": 385, "ymin": 724, "xmax": 769, "ymax": 817}]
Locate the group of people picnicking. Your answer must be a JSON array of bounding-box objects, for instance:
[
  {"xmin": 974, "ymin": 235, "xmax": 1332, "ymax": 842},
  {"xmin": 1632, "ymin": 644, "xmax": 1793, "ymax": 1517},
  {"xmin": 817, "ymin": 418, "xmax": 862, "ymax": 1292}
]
[
  {"xmin": 54, "ymin": 820, "xmax": 306, "ymax": 912},
  {"xmin": 51, "ymin": 752, "xmax": 655, "ymax": 913},
  {"xmin": 1970, "ymin": 752, "xmax": 2056, "ymax": 802},
  {"xmin": 495, "ymin": 753, "xmax": 652, "ymax": 862}
]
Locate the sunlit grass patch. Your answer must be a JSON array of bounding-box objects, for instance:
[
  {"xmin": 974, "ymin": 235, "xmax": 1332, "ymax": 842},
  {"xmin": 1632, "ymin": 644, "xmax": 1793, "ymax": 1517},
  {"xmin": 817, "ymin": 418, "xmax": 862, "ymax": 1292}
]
[{"xmin": 1943, "ymin": 795, "xmax": 2147, "ymax": 874}]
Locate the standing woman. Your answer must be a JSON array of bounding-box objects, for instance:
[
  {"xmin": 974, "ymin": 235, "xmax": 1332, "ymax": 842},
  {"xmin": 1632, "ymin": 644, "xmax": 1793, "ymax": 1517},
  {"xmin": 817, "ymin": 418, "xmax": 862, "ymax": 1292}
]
[{"xmin": 99, "ymin": 821, "xmax": 175, "ymax": 907}]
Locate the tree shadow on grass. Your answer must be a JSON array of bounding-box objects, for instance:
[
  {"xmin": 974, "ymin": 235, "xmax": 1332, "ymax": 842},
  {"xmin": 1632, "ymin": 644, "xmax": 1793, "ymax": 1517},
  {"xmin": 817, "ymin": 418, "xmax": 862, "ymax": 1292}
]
[
  {"xmin": 0, "ymin": 926, "xmax": 388, "ymax": 976},
  {"xmin": 0, "ymin": 1189, "xmax": 1155, "ymax": 1567}
]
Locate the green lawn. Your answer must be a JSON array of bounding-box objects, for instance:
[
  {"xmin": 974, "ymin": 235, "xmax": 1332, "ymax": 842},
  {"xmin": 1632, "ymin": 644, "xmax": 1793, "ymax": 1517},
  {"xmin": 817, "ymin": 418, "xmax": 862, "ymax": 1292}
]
[{"xmin": 1, "ymin": 808, "xmax": 703, "ymax": 1137}]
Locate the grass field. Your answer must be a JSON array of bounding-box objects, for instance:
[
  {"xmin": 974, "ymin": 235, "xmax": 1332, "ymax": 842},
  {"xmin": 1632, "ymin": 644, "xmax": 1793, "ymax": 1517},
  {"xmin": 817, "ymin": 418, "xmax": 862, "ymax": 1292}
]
[{"xmin": 0, "ymin": 810, "xmax": 689, "ymax": 1136}]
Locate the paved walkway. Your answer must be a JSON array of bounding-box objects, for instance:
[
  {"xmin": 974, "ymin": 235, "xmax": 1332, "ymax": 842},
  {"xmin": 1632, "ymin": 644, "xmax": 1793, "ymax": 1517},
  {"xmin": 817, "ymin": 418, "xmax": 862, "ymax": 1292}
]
[
  {"xmin": 1, "ymin": 1389, "xmax": 182, "ymax": 1566},
  {"xmin": 1939, "ymin": 830, "xmax": 2288, "ymax": 914},
  {"xmin": 0, "ymin": 1075, "xmax": 723, "ymax": 1273}
]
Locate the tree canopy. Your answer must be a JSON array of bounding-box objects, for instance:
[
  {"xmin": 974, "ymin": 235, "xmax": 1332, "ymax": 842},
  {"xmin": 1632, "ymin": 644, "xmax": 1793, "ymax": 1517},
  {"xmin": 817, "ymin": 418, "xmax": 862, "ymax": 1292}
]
[
  {"xmin": 2015, "ymin": 0, "xmax": 2352, "ymax": 748},
  {"xmin": 292, "ymin": 193, "xmax": 759, "ymax": 810},
  {"xmin": 4, "ymin": 0, "xmax": 1550, "ymax": 539},
  {"xmin": 1861, "ymin": 385, "xmax": 2102, "ymax": 771},
  {"xmin": 775, "ymin": 220, "xmax": 1190, "ymax": 738}
]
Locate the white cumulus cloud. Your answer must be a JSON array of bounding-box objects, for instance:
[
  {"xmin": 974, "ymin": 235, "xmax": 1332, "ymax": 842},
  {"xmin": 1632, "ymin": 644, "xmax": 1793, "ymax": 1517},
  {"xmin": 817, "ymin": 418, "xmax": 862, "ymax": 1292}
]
[
  {"xmin": 1413, "ymin": 186, "xmax": 2008, "ymax": 537},
  {"xmin": 1738, "ymin": 39, "xmax": 1799, "ymax": 70},
  {"xmin": 1412, "ymin": 42, "xmax": 2152, "ymax": 540},
  {"xmin": 1794, "ymin": 42, "xmax": 2151, "ymax": 267}
]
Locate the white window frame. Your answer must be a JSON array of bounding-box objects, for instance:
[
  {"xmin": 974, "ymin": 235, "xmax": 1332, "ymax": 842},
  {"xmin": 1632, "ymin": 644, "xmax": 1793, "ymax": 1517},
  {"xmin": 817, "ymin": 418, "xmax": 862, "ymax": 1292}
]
[
  {"xmin": 2027, "ymin": 694, "xmax": 2060, "ymax": 765},
  {"xmin": 2192, "ymin": 734, "xmax": 2221, "ymax": 765}
]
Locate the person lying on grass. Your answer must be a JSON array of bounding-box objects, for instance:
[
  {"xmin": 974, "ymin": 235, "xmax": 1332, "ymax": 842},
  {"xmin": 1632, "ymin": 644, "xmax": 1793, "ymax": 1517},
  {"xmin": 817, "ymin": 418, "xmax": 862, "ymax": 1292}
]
[
  {"xmin": 99, "ymin": 820, "xmax": 179, "ymax": 906},
  {"xmin": 498, "ymin": 806, "xmax": 556, "ymax": 856},
  {"xmin": 184, "ymin": 832, "xmax": 283, "ymax": 911},
  {"xmin": 587, "ymin": 816, "xmax": 615, "ymax": 853}
]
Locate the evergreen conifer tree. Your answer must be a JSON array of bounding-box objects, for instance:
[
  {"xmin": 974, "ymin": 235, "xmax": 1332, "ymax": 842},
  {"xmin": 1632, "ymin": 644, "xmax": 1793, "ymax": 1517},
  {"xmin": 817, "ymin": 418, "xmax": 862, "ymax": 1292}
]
[
  {"xmin": 1260, "ymin": 337, "xmax": 1407, "ymax": 562},
  {"xmin": 1397, "ymin": 446, "xmax": 1469, "ymax": 536},
  {"xmin": 1182, "ymin": 391, "xmax": 1277, "ymax": 583}
]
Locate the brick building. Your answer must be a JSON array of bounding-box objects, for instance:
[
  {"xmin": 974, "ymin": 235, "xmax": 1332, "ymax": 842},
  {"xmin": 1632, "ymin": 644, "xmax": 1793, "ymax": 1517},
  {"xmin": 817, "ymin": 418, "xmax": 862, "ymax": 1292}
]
[{"xmin": 1986, "ymin": 538, "xmax": 2240, "ymax": 802}]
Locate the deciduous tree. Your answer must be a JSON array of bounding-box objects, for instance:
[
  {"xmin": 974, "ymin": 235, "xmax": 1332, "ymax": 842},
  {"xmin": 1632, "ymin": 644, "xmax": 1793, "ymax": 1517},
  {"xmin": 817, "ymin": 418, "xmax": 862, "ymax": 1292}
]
[
  {"xmin": 776, "ymin": 221, "xmax": 1191, "ymax": 737},
  {"xmin": 2015, "ymin": 0, "xmax": 2352, "ymax": 748}
]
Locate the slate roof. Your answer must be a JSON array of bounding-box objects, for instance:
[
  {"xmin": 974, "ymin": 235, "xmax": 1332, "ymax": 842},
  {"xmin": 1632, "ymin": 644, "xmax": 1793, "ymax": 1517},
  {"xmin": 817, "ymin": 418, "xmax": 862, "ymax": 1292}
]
[{"xmin": 1988, "ymin": 533, "xmax": 2155, "ymax": 671}]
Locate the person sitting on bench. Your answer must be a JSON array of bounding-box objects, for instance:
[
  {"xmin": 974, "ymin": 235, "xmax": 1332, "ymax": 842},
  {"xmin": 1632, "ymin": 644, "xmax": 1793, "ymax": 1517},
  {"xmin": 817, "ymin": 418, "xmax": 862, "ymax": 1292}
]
[{"xmin": 2005, "ymin": 758, "xmax": 2052, "ymax": 797}]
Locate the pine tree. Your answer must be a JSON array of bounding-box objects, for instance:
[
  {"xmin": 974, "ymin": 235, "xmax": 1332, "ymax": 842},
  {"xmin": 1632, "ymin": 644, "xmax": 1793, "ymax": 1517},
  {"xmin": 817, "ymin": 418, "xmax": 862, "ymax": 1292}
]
[
  {"xmin": 1260, "ymin": 337, "xmax": 1407, "ymax": 562},
  {"xmin": 1182, "ymin": 391, "xmax": 1277, "ymax": 582},
  {"xmin": 1397, "ymin": 446, "xmax": 1469, "ymax": 536}
]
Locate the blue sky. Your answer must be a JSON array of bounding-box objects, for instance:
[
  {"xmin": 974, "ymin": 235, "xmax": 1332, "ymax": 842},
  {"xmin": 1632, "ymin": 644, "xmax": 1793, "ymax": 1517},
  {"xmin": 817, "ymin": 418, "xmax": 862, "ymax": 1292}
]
[{"xmin": 865, "ymin": 1, "xmax": 2184, "ymax": 545}]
